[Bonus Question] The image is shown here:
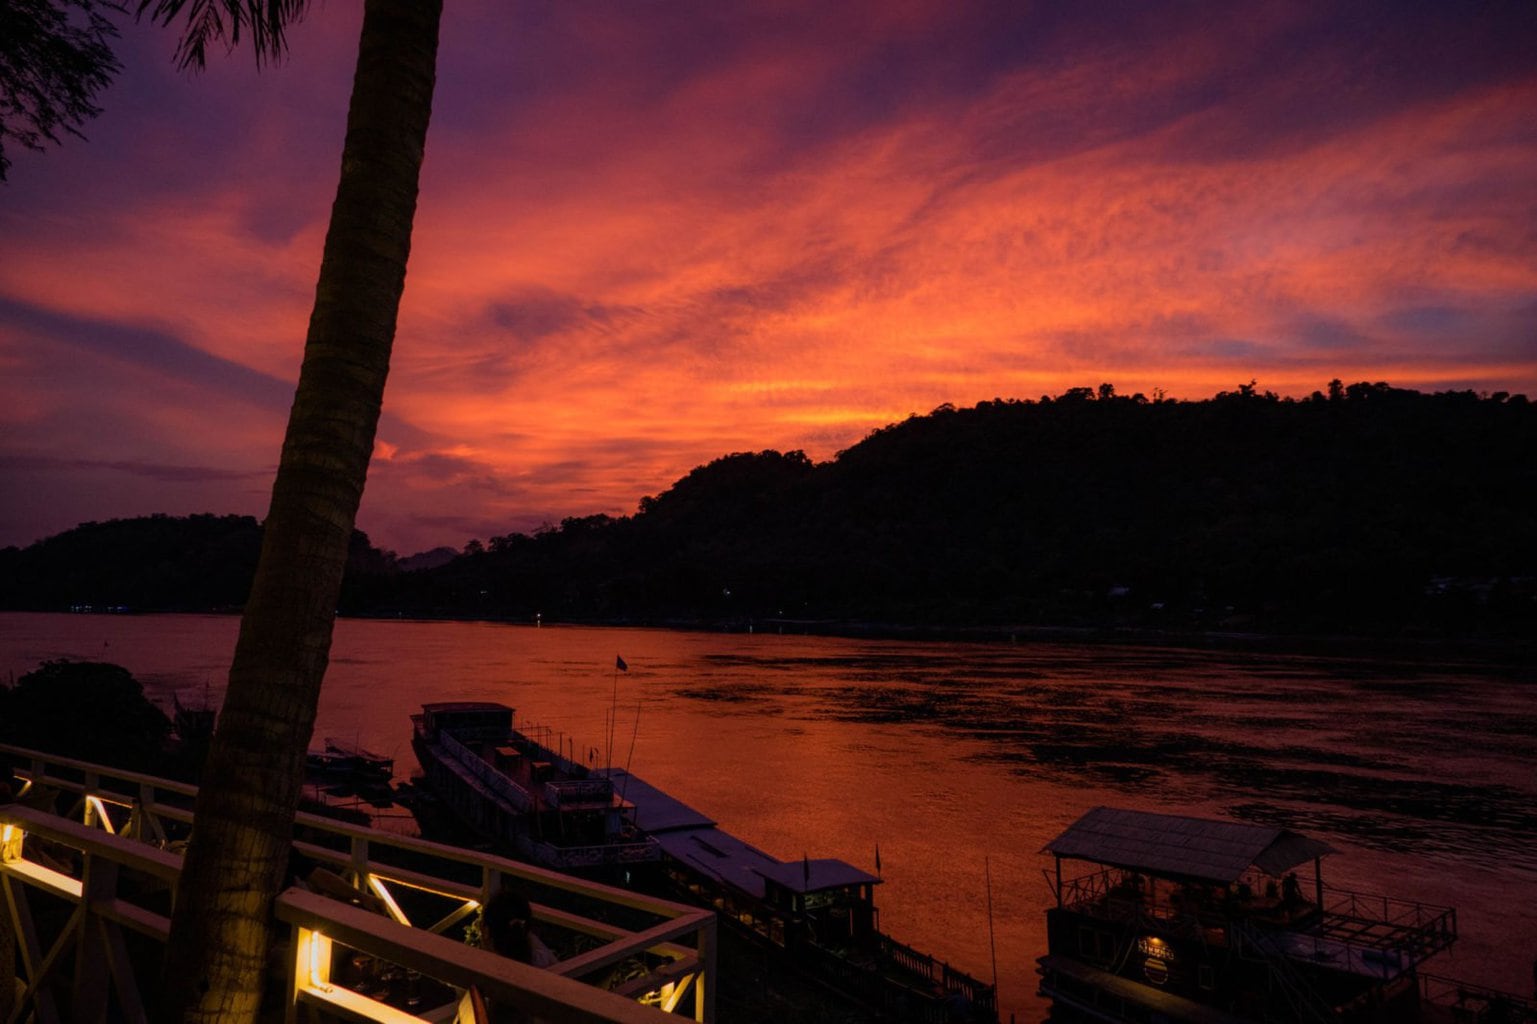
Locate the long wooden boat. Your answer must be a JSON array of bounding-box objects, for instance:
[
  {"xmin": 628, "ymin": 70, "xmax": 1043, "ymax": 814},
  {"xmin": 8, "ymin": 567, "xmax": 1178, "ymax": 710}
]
[
  {"xmin": 605, "ymin": 763, "xmax": 999, "ymax": 1023},
  {"xmin": 411, "ymin": 700, "xmax": 998, "ymax": 1022},
  {"xmin": 410, "ymin": 701, "xmax": 661, "ymax": 873}
]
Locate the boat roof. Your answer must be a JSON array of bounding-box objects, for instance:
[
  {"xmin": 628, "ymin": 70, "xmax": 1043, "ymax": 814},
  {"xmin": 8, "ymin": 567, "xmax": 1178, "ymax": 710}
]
[
  {"xmin": 601, "ymin": 768, "xmax": 717, "ymax": 833},
  {"xmin": 756, "ymin": 858, "xmax": 881, "ymax": 894},
  {"xmin": 654, "ymin": 826, "xmax": 780, "ymax": 900},
  {"xmin": 421, "ymin": 700, "xmax": 512, "ymax": 714},
  {"xmin": 612, "ymin": 766, "xmax": 880, "ymax": 897},
  {"xmin": 654, "ymin": 827, "xmax": 879, "ymax": 898},
  {"xmin": 1043, "ymin": 807, "xmax": 1336, "ymax": 885}
]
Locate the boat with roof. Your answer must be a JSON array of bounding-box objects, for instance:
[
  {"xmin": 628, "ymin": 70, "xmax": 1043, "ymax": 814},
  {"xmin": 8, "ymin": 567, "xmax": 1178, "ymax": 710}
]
[
  {"xmin": 411, "ymin": 699, "xmax": 998, "ymax": 1022},
  {"xmin": 410, "ymin": 700, "xmax": 660, "ymax": 873},
  {"xmin": 1038, "ymin": 806, "xmax": 1535, "ymax": 1023},
  {"xmin": 604, "ymin": 762, "xmax": 998, "ymax": 1022}
]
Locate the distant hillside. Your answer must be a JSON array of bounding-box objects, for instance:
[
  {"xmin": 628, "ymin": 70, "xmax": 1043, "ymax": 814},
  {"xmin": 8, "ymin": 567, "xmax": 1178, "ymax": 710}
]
[
  {"xmin": 0, "ymin": 514, "xmax": 392, "ymax": 613},
  {"xmin": 3, "ymin": 382, "xmax": 1533, "ymax": 638}
]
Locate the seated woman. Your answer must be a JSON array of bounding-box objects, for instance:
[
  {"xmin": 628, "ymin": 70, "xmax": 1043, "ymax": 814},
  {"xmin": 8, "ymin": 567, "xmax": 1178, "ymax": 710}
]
[
  {"xmin": 480, "ymin": 888, "xmax": 557, "ymax": 967},
  {"xmin": 472, "ymin": 889, "xmax": 557, "ymax": 1024}
]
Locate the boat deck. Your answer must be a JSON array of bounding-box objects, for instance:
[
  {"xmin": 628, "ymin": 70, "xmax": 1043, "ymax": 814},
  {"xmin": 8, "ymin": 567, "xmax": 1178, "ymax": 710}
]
[{"xmin": 1038, "ymin": 954, "xmax": 1254, "ymax": 1024}]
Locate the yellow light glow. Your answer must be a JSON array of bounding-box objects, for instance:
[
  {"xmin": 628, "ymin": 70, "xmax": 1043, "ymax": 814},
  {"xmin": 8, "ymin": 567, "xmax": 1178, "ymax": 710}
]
[
  {"xmin": 86, "ymin": 795, "xmax": 117, "ymax": 834},
  {"xmin": 367, "ymin": 875, "xmax": 411, "ymax": 927},
  {"xmin": 300, "ymin": 929, "xmax": 333, "ymax": 992}
]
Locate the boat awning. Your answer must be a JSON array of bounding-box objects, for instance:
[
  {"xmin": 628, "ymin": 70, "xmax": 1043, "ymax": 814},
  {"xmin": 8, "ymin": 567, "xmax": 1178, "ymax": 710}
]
[
  {"xmin": 755, "ymin": 858, "xmax": 880, "ymax": 895},
  {"xmin": 1043, "ymin": 807, "xmax": 1336, "ymax": 884},
  {"xmin": 654, "ymin": 826, "xmax": 780, "ymax": 900},
  {"xmin": 601, "ymin": 769, "xmax": 717, "ymax": 833}
]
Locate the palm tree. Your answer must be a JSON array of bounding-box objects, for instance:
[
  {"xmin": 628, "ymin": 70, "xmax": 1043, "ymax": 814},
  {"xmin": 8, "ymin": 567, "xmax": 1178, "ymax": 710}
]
[{"xmin": 139, "ymin": 1, "xmax": 443, "ymax": 1019}]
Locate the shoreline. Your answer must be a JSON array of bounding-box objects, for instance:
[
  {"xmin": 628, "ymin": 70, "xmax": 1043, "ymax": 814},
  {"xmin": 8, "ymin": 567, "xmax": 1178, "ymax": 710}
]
[{"xmin": 7, "ymin": 607, "xmax": 1531, "ymax": 671}]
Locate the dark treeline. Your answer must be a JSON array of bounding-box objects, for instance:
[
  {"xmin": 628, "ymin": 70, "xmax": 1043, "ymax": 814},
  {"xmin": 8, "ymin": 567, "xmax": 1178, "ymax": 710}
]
[{"xmin": 3, "ymin": 382, "xmax": 1533, "ymax": 638}]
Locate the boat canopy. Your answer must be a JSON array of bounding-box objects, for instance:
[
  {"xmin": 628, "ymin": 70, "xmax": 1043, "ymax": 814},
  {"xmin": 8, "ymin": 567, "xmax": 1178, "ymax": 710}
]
[
  {"xmin": 1043, "ymin": 807, "xmax": 1336, "ymax": 885},
  {"xmin": 602, "ymin": 768, "xmax": 717, "ymax": 833},
  {"xmin": 756, "ymin": 858, "xmax": 881, "ymax": 895}
]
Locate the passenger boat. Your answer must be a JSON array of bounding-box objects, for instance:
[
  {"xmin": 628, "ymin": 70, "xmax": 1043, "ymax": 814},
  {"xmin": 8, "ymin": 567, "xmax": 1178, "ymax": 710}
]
[
  {"xmin": 410, "ymin": 700, "xmax": 998, "ymax": 1022},
  {"xmin": 1038, "ymin": 806, "xmax": 1536, "ymax": 1023},
  {"xmin": 409, "ymin": 701, "xmax": 660, "ymax": 873},
  {"xmin": 606, "ymin": 764, "xmax": 999, "ymax": 1023}
]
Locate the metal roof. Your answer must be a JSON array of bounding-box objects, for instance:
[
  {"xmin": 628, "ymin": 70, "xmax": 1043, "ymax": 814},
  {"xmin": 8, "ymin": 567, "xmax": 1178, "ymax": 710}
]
[
  {"xmin": 1043, "ymin": 807, "xmax": 1336, "ymax": 884},
  {"xmin": 601, "ymin": 768, "xmax": 717, "ymax": 833},
  {"xmin": 755, "ymin": 858, "xmax": 881, "ymax": 894},
  {"xmin": 616, "ymin": 766, "xmax": 880, "ymax": 898},
  {"xmin": 654, "ymin": 826, "xmax": 779, "ymax": 900}
]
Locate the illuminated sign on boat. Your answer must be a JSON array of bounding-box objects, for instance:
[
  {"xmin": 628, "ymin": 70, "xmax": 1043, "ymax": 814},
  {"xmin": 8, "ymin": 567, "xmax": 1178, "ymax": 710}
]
[{"xmin": 1138, "ymin": 935, "xmax": 1175, "ymax": 961}]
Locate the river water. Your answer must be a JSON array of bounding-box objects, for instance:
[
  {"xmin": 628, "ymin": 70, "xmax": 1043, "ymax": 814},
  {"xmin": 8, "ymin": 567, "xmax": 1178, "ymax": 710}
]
[{"xmin": 2, "ymin": 612, "xmax": 1534, "ymax": 1022}]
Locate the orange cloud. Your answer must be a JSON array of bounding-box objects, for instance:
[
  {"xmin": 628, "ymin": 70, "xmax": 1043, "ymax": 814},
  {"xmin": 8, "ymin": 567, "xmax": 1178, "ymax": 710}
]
[{"xmin": 2, "ymin": 2, "xmax": 1534, "ymax": 552}]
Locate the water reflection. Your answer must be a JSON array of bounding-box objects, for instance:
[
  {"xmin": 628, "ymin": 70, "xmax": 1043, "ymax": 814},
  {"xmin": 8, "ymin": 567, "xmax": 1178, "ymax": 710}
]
[{"xmin": 2, "ymin": 614, "xmax": 1533, "ymax": 1022}]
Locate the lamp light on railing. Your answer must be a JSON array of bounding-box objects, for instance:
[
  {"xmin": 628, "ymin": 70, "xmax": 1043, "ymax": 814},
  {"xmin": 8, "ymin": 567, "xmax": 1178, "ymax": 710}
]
[
  {"xmin": 299, "ymin": 928, "xmax": 333, "ymax": 992},
  {"xmin": 367, "ymin": 875, "xmax": 411, "ymax": 926},
  {"xmin": 86, "ymin": 795, "xmax": 118, "ymax": 834}
]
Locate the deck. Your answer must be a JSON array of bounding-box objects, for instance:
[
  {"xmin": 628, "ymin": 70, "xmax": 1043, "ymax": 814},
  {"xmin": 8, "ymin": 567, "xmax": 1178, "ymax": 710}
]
[{"xmin": 1, "ymin": 742, "xmax": 715, "ymax": 1024}]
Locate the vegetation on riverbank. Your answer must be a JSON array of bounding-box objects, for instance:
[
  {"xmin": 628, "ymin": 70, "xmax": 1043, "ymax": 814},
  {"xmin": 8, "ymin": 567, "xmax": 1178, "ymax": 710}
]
[{"xmin": 3, "ymin": 382, "xmax": 1532, "ymax": 639}]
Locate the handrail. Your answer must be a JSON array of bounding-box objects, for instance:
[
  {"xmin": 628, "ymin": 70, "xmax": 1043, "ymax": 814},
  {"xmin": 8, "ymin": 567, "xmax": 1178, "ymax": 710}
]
[
  {"xmin": 2, "ymin": 743, "xmax": 717, "ymax": 1023},
  {"xmin": 1419, "ymin": 973, "xmax": 1537, "ymax": 1023}
]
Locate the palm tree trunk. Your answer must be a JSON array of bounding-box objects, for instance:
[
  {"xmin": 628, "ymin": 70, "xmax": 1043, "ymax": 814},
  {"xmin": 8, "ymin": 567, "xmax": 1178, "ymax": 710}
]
[{"xmin": 159, "ymin": 2, "xmax": 440, "ymax": 1020}]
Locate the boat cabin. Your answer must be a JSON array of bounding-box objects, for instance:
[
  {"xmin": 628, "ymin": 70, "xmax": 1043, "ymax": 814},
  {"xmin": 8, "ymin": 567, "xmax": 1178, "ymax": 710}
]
[
  {"xmin": 417, "ymin": 701, "xmax": 514, "ymax": 745},
  {"xmin": 756, "ymin": 858, "xmax": 881, "ymax": 952},
  {"xmin": 1039, "ymin": 807, "xmax": 1458, "ymax": 1023}
]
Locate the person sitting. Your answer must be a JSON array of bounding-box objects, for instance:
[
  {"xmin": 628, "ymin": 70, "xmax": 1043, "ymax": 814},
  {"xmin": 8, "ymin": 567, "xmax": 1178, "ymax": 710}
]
[
  {"xmin": 480, "ymin": 888, "xmax": 557, "ymax": 967},
  {"xmin": 472, "ymin": 888, "xmax": 557, "ymax": 1024}
]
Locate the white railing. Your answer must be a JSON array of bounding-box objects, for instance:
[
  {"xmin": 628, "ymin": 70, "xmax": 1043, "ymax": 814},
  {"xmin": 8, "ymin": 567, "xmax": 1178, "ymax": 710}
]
[
  {"xmin": 438, "ymin": 729, "xmax": 537, "ymax": 814},
  {"xmin": 0, "ymin": 743, "xmax": 716, "ymax": 1024}
]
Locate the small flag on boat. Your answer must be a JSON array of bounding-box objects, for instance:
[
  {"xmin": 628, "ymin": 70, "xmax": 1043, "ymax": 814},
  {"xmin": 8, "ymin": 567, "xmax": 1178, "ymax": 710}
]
[
  {"xmin": 616, "ymin": 655, "xmax": 628, "ymax": 672},
  {"xmin": 803, "ymin": 852, "xmax": 811, "ymax": 887},
  {"xmin": 875, "ymin": 843, "xmax": 882, "ymax": 876}
]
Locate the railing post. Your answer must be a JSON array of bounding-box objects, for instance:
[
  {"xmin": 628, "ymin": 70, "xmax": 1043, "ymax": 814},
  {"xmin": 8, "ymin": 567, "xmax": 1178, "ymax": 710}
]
[
  {"xmin": 696, "ymin": 912, "xmax": 717, "ymax": 1023},
  {"xmin": 350, "ymin": 833, "xmax": 370, "ymax": 890},
  {"xmin": 73, "ymin": 851, "xmax": 117, "ymax": 1024},
  {"xmin": 82, "ymin": 772, "xmax": 101, "ymax": 829}
]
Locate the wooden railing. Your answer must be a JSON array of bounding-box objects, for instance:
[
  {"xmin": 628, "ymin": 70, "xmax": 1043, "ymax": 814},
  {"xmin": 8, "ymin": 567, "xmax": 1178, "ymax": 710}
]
[{"xmin": 1, "ymin": 743, "xmax": 716, "ymax": 1024}]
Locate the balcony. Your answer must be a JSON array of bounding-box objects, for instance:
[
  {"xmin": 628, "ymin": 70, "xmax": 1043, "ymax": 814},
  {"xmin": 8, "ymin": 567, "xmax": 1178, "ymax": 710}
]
[{"xmin": 0, "ymin": 742, "xmax": 717, "ymax": 1024}]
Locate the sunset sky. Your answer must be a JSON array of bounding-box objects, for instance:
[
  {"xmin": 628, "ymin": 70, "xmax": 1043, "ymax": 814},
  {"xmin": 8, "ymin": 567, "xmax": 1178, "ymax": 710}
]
[{"xmin": 3, "ymin": 1, "xmax": 1535, "ymax": 555}]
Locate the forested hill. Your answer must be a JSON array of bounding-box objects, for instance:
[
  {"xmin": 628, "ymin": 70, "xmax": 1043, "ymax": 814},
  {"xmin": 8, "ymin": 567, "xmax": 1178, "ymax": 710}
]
[{"xmin": 3, "ymin": 383, "xmax": 1533, "ymax": 638}]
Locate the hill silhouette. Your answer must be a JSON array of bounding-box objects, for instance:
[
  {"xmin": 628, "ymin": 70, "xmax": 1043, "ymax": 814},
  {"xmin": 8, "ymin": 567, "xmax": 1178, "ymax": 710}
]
[{"xmin": 3, "ymin": 382, "xmax": 1532, "ymax": 638}]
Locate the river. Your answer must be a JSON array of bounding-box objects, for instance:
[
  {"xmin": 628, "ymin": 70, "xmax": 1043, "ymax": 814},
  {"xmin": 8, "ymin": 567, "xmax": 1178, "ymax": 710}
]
[{"xmin": 2, "ymin": 612, "xmax": 1533, "ymax": 1022}]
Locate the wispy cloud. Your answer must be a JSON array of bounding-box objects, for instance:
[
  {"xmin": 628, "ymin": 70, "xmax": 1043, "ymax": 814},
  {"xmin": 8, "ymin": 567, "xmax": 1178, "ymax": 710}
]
[{"xmin": 2, "ymin": 0, "xmax": 1534, "ymax": 552}]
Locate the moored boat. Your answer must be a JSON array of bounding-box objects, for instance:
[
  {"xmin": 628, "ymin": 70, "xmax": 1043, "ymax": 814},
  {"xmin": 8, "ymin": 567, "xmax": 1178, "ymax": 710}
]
[
  {"xmin": 1038, "ymin": 806, "xmax": 1535, "ymax": 1023},
  {"xmin": 608, "ymin": 763, "xmax": 1000, "ymax": 1022},
  {"xmin": 410, "ymin": 700, "xmax": 998, "ymax": 1021},
  {"xmin": 323, "ymin": 737, "xmax": 394, "ymax": 782},
  {"xmin": 410, "ymin": 701, "xmax": 660, "ymax": 873}
]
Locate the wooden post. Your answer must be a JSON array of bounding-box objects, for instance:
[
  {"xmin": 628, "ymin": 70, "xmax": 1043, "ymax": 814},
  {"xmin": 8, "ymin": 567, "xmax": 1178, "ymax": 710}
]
[
  {"xmin": 73, "ymin": 852, "xmax": 118, "ymax": 1024},
  {"xmin": 1, "ymin": 873, "xmax": 13, "ymax": 1024}
]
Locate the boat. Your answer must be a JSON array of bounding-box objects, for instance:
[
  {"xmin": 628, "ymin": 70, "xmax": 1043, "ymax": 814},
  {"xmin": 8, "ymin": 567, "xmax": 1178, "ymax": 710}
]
[
  {"xmin": 1037, "ymin": 806, "xmax": 1536, "ymax": 1023},
  {"xmin": 323, "ymin": 737, "xmax": 394, "ymax": 782},
  {"xmin": 410, "ymin": 700, "xmax": 998, "ymax": 1022},
  {"xmin": 409, "ymin": 701, "xmax": 660, "ymax": 873},
  {"xmin": 605, "ymin": 764, "xmax": 999, "ymax": 1023}
]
